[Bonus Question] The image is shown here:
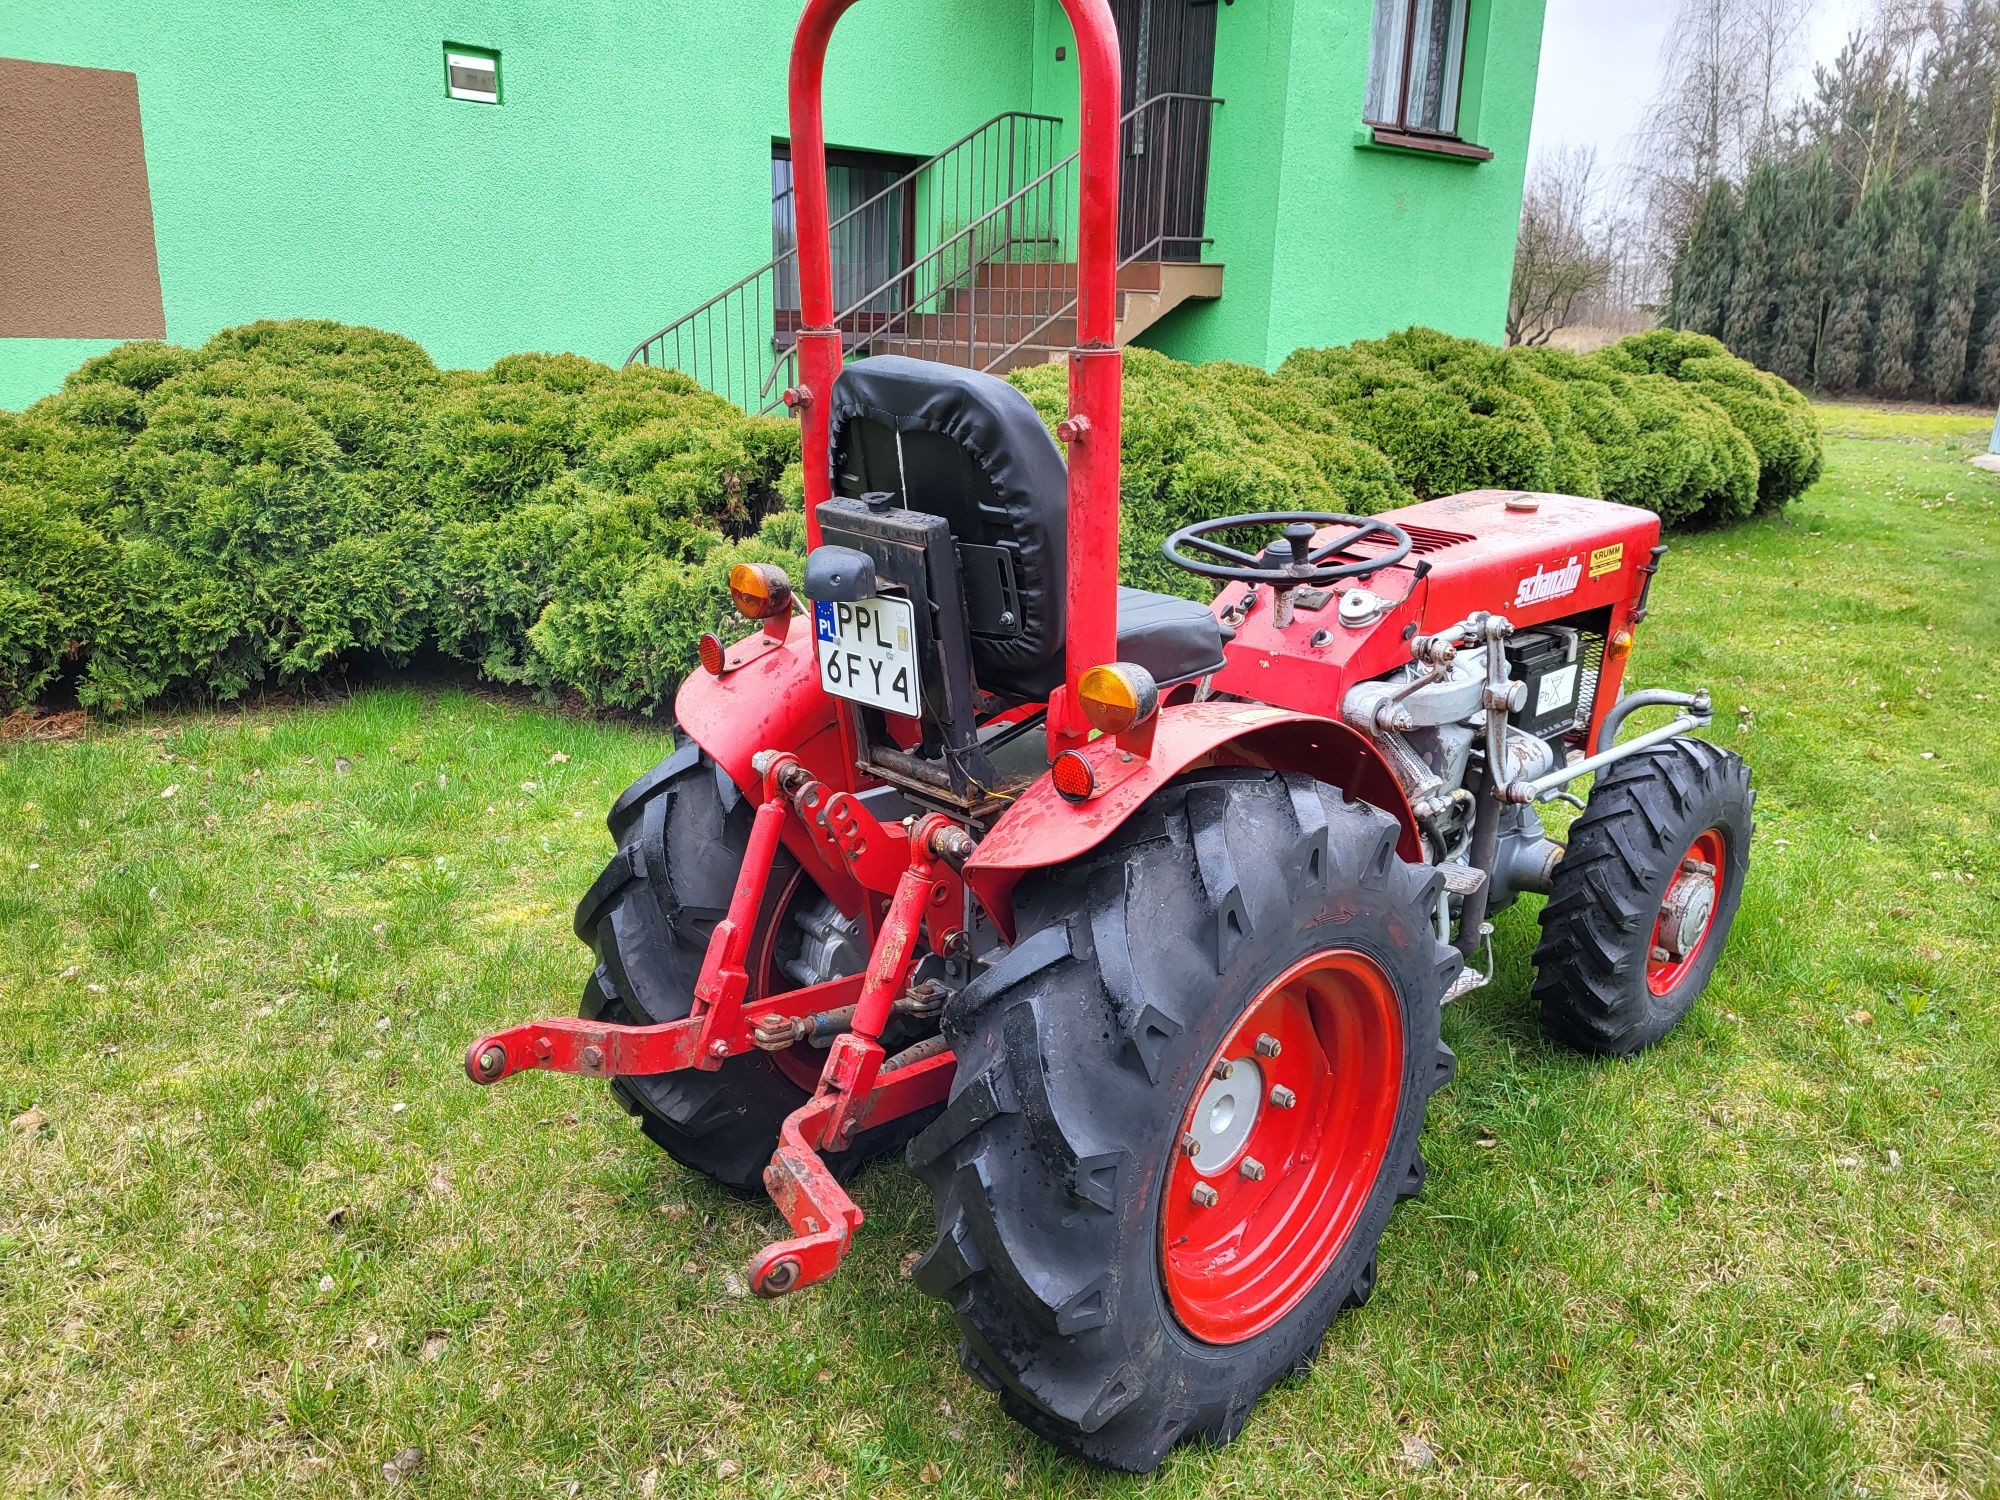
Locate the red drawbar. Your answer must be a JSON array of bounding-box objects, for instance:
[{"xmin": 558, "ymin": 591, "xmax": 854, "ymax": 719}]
[
  {"xmin": 1648, "ymin": 827, "xmax": 1726, "ymax": 995},
  {"xmin": 1160, "ymin": 951, "xmax": 1404, "ymax": 1345}
]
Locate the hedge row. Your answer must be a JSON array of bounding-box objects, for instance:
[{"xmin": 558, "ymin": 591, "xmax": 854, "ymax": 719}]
[
  {"xmin": 0, "ymin": 320, "xmax": 1819, "ymax": 715},
  {"xmin": 0, "ymin": 324, "xmax": 800, "ymax": 713}
]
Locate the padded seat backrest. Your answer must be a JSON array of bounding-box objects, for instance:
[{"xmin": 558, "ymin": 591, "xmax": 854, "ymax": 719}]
[{"xmin": 827, "ymin": 355, "xmax": 1067, "ymax": 686}]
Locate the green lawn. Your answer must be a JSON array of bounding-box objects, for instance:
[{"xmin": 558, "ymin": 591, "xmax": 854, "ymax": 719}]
[{"xmin": 3, "ymin": 404, "xmax": 1996, "ymax": 1499}]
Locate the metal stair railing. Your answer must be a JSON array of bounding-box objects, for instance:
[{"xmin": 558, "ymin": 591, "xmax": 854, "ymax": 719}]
[
  {"xmin": 784, "ymin": 93, "xmax": 1221, "ymax": 397},
  {"xmin": 626, "ymin": 110, "xmax": 1061, "ymax": 410}
]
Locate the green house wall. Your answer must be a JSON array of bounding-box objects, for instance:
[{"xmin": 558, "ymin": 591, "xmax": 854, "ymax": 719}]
[
  {"xmin": 1, "ymin": 0, "xmax": 1546, "ymax": 409},
  {"xmin": 1148, "ymin": 0, "xmax": 1546, "ymax": 367},
  {"xmin": 0, "ymin": 0, "xmax": 1040, "ymax": 408}
]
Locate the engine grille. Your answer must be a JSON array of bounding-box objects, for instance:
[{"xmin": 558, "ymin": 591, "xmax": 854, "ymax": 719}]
[
  {"xmin": 1568, "ymin": 626, "xmax": 1607, "ymax": 745},
  {"xmin": 1400, "ymin": 523, "xmax": 1478, "ymax": 554},
  {"xmin": 1342, "ymin": 522, "xmax": 1477, "ymax": 558}
]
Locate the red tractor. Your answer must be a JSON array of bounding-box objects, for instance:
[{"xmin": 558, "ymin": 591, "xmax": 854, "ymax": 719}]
[{"xmin": 467, "ymin": 0, "xmax": 1752, "ymax": 1470}]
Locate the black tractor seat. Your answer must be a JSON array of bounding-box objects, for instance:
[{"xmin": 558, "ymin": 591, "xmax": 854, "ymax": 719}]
[
  {"xmin": 988, "ymin": 585, "xmax": 1225, "ymax": 699},
  {"xmin": 1111, "ymin": 587, "xmax": 1227, "ymax": 687},
  {"xmin": 826, "ymin": 356, "xmax": 1226, "ymax": 696}
]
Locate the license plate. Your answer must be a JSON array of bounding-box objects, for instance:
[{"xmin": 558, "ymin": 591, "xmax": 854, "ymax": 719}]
[{"xmin": 814, "ymin": 596, "xmax": 920, "ymax": 717}]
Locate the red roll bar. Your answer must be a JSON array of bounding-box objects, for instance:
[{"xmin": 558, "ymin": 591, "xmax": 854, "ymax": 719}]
[{"xmin": 786, "ymin": 0, "xmax": 1123, "ymax": 746}]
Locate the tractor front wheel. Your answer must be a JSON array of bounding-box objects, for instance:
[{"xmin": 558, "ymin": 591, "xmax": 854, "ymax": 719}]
[
  {"xmin": 1533, "ymin": 736, "xmax": 1753, "ymax": 1055},
  {"xmin": 908, "ymin": 770, "xmax": 1461, "ymax": 1471}
]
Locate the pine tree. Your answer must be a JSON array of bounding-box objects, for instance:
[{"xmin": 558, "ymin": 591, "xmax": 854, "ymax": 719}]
[
  {"xmin": 1766, "ymin": 153, "xmax": 1839, "ymax": 386},
  {"xmin": 1723, "ymin": 160, "xmax": 1785, "ymax": 367},
  {"xmin": 1871, "ymin": 173, "xmax": 1941, "ymax": 399},
  {"xmin": 1919, "ymin": 197, "xmax": 1989, "ymax": 401},
  {"xmin": 1873, "ymin": 297, "xmax": 1919, "ymax": 396},
  {"xmin": 1816, "ymin": 180, "xmax": 1891, "ymax": 390},
  {"xmin": 1963, "ymin": 209, "xmax": 2000, "ymax": 400},
  {"xmin": 1670, "ymin": 179, "xmax": 1739, "ymax": 338},
  {"xmin": 1818, "ymin": 290, "xmax": 1874, "ymax": 390}
]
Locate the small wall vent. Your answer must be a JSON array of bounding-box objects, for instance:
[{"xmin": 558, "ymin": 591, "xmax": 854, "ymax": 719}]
[{"xmin": 445, "ymin": 45, "xmax": 500, "ymax": 104}]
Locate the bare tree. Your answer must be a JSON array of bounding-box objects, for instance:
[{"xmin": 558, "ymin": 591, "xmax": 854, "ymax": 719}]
[
  {"xmin": 1795, "ymin": 1, "xmax": 2000, "ymax": 206},
  {"xmin": 1508, "ymin": 148, "xmax": 1613, "ymax": 346},
  {"xmin": 1983, "ymin": 42, "xmax": 2000, "ymax": 216},
  {"xmin": 1637, "ymin": 0, "xmax": 1820, "ymax": 274},
  {"xmin": 1594, "ymin": 186, "xmax": 1664, "ymax": 324},
  {"xmin": 1747, "ymin": 0, "xmax": 1819, "ymax": 154}
]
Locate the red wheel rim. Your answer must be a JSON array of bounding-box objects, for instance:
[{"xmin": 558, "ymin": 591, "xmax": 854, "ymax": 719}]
[
  {"xmin": 1646, "ymin": 828, "xmax": 1726, "ymax": 996},
  {"xmin": 1160, "ymin": 949, "xmax": 1404, "ymax": 1345},
  {"xmin": 752, "ymin": 869, "xmax": 836, "ymax": 1093}
]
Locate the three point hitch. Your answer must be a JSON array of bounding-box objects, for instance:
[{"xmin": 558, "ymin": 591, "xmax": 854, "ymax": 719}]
[{"xmin": 464, "ymin": 750, "xmax": 972, "ymax": 1297}]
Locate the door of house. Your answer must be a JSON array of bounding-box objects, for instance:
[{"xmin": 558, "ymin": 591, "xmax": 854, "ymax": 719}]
[{"xmin": 1111, "ymin": 0, "xmax": 1217, "ymax": 262}]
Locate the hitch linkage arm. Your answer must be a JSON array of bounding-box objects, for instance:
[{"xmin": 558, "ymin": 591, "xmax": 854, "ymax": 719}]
[
  {"xmin": 465, "ymin": 780, "xmax": 803, "ymax": 1086},
  {"xmin": 748, "ymin": 813, "xmax": 969, "ymax": 1297},
  {"xmin": 465, "ymin": 751, "xmax": 976, "ymax": 1303}
]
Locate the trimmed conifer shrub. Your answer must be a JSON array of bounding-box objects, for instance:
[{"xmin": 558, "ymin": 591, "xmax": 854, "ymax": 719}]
[
  {"xmin": 0, "ymin": 320, "xmax": 1823, "ymax": 715},
  {"xmin": 1011, "ymin": 348, "xmax": 1409, "ymax": 598},
  {"xmin": 1511, "ymin": 347, "xmax": 1758, "ymax": 529},
  {"xmin": 1593, "ymin": 330, "xmax": 1821, "ymax": 515}
]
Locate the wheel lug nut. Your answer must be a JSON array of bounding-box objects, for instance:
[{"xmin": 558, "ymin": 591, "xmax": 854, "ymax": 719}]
[
  {"xmin": 1179, "ymin": 1132, "xmax": 1201, "ymax": 1159},
  {"xmin": 1190, "ymin": 1182, "xmax": 1218, "ymax": 1208},
  {"xmin": 1254, "ymin": 1033, "xmax": 1281, "ymax": 1058},
  {"xmin": 1239, "ymin": 1157, "xmax": 1266, "ymax": 1181},
  {"xmin": 1212, "ymin": 1059, "xmax": 1233, "ymax": 1081},
  {"xmin": 1269, "ymin": 1085, "xmax": 1296, "ymax": 1109},
  {"xmin": 1650, "ymin": 945, "xmax": 1671, "ymax": 962}
]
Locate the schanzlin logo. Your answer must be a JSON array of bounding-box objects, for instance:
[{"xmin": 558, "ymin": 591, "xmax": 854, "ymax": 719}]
[{"xmin": 1514, "ymin": 555, "xmax": 1582, "ymax": 609}]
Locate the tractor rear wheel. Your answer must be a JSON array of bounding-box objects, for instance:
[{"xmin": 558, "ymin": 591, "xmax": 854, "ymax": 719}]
[
  {"xmin": 574, "ymin": 740, "xmax": 927, "ymax": 1191},
  {"xmin": 1533, "ymin": 736, "xmax": 1753, "ymax": 1056},
  {"xmin": 908, "ymin": 770, "xmax": 1461, "ymax": 1471}
]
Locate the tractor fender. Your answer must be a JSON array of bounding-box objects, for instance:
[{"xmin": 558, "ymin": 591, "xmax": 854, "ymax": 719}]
[
  {"xmin": 964, "ymin": 702, "xmax": 1422, "ymax": 939},
  {"xmin": 671, "ymin": 629, "xmax": 863, "ymax": 909},
  {"xmin": 672, "ymin": 630, "xmax": 844, "ymax": 796}
]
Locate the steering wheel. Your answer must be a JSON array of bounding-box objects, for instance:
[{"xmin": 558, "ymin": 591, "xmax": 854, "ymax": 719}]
[{"xmin": 1162, "ymin": 511, "xmax": 1414, "ymax": 586}]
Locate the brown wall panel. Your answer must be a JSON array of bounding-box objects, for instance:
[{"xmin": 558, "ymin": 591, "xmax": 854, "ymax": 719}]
[{"xmin": 0, "ymin": 57, "xmax": 166, "ymax": 338}]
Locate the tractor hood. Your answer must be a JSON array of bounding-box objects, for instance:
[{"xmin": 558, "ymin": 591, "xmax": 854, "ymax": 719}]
[{"xmin": 1385, "ymin": 489, "xmax": 1661, "ymax": 634}]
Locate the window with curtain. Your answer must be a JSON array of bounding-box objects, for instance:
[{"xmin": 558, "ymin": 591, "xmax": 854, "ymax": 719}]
[
  {"xmin": 771, "ymin": 149, "xmax": 915, "ymax": 317},
  {"xmin": 1364, "ymin": 0, "xmax": 1470, "ymax": 137}
]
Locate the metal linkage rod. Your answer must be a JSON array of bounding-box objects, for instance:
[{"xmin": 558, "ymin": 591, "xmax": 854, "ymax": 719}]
[{"xmin": 1507, "ymin": 702, "xmax": 1713, "ymax": 805}]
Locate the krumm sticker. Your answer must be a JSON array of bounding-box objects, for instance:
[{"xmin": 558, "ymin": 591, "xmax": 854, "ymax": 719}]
[{"xmin": 1588, "ymin": 543, "xmax": 1624, "ymax": 578}]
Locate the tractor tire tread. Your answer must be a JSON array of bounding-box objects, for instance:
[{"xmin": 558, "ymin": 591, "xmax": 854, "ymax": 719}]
[
  {"xmin": 1532, "ymin": 736, "xmax": 1753, "ymax": 1056},
  {"xmin": 910, "ymin": 770, "xmax": 1457, "ymax": 1470}
]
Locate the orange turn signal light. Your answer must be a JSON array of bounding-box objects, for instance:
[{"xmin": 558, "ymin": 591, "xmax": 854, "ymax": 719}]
[
  {"xmin": 1077, "ymin": 663, "xmax": 1159, "ymax": 737},
  {"xmin": 728, "ymin": 563, "xmax": 793, "ymax": 620},
  {"xmin": 1051, "ymin": 749, "xmax": 1096, "ymax": 803},
  {"xmin": 697, "ymin": 632, "xmax": 726, "ymax": 676},
  {"xmin": 1607, "ymin": 627, "xmax": 1635, "ymax": 661}
]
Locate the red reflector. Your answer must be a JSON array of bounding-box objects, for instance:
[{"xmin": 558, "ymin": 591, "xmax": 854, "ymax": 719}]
[
  {"xmin": 1050, "ymin": 749, "xmax": 1095, "ymax": 803},
  {"xmin": 697, "ymin": 632, "xmax": 726, "ymax": 676}
]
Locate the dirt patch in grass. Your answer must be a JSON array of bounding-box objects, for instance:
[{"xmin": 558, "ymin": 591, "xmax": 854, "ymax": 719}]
[{"xmin": 0, "ymin": 706, "xmax": 90, "ymax": 741}]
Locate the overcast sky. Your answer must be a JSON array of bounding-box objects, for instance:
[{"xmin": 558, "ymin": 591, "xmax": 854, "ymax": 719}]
[{"xmin": 1527, "ymin": 0, "xmax": 1876, "ymax": 179}]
